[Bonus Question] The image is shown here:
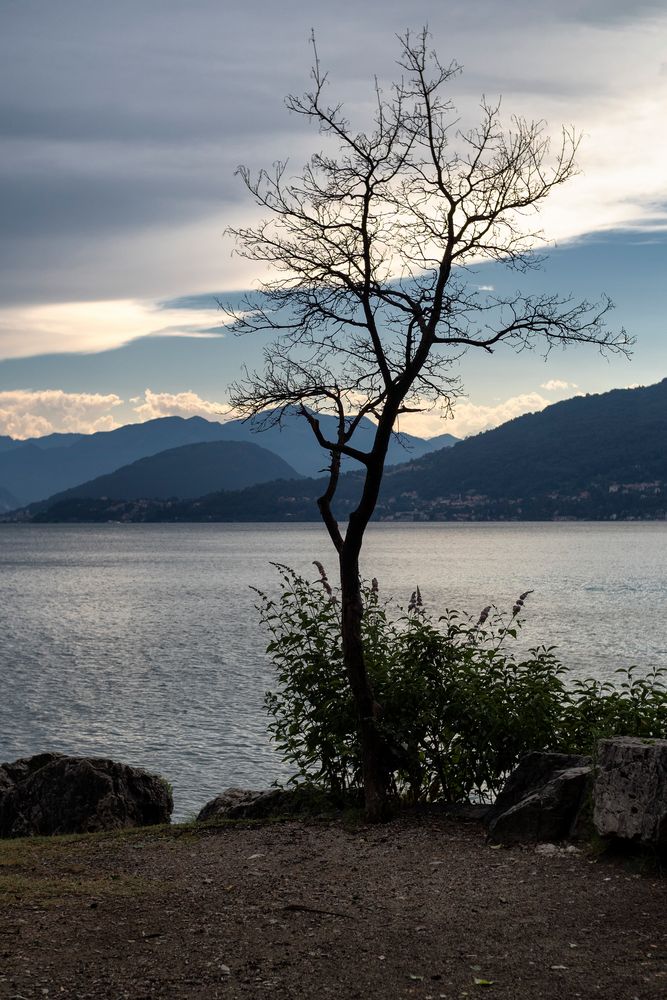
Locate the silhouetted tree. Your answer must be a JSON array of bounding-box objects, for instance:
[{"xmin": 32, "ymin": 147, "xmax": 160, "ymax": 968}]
[{"xmin": 226, "ymin": 29, "xmax": 632, "ymax": 820}]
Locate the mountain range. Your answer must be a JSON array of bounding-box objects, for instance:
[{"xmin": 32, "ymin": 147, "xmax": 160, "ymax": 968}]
[
  {"xmin": 6, "ymin": 379, "xmax": 667, "ymax": 521},
  {"xmin": 21, "ymin": 378, "xmax": 667, "ymax": 524},
  {"xmin": 0, "ymin": 409, "xmax": 457, "ymax": 509}
]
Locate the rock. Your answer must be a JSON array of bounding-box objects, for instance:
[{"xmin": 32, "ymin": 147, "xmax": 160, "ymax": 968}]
[
  {"xmin": 593, "ymin": 737, "xmax": 667, "ymax": 848},
  {"xmin": 485, "ymin": 752, "xmax": 592, "ymax": 845},
  {"xmin": 197, "ymin": 787, "xmax": 262, "ymax": 820},
  {"xmin": 197, "ymin": 784, "xmax": 339, "ymax": 822},
  {"xmin": 489, "ymin": 752, "xmax": 592, "ymax": 818},
  {"xmin": 0, "ymin": 753, "xmax": 173, "ymax": 837}
]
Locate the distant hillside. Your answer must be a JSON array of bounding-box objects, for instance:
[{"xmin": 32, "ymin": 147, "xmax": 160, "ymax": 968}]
[
  {"xmin": 39, "ymin": 440, "xmax": 301, "ymax": 506},
  {"xmin": 0, "ymin": 410, "xmax": 456, "ymax": 507},
  {"xmin": 380, "ymin": 379, "xmax": 667, "ymax": 504}
]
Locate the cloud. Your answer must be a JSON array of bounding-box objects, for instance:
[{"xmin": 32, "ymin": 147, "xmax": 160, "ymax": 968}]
[
  {"xmin": 397, "ymin": 388, "xmax": 583, "ymax": 439},
  {"xmin": 540, "ymin": 379, "xmax": 578, "ymax": 391},
  {"xmin": 447, "ymin": 393, "xmax": 556, "ymax": 438},
  {"xmin": 130, "ymin": 389, "xmax": 230, "ymax": 422},
  {"xmin": 0, "ymin": 299, "xmax": 227, "ymax": 361},
  {"xmin": 0, "ymin": 389, "xmax": 123, "ymax": 439},
  {"xmin": 1, "ymin": 0, "xmax": 666, "ymax": 329},
  {"xmin": 0, "ymin": 386, "xmax": 237, "ymax": 438}
]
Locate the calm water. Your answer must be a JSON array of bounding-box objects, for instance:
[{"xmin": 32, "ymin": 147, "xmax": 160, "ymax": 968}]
[{"xmin": 1, "ymin": 522, "xmax": 665, "ymax": 819}]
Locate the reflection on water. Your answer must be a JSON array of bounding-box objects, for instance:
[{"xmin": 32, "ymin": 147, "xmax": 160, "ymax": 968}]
[{"xmin": 1, "ymin": 522, "xmax": 665, "ymax": 818}]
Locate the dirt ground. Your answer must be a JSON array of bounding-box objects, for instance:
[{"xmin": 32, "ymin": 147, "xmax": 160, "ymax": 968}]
[{"xmin": 0, "ymin": 815, "xmax": 664, "ymax": 1000}]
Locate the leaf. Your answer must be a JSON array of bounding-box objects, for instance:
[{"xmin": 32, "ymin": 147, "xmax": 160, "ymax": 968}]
[{"xmin": 473, "ymin": 978, "xmax": 494, "ymax": 986}]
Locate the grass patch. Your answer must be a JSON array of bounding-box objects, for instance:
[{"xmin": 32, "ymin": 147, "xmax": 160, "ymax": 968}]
[
  {"xmin": 0, "ymin": 871, "xmax": 162, "ymax": 908},
  {"xmin": 0, "ymin": 823, "xmax": 180, "ymax": 907},
  {"xmin": 0, "ymin": 823, "xmax": 177, "ymax": 864}
]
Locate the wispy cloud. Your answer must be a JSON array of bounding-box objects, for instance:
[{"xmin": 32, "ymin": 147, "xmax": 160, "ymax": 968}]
[{"xmin": 0, "ymin": 300, "xmax": 226, "ymax": 361}]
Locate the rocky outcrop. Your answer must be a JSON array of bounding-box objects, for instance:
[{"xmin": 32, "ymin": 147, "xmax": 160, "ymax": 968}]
[
  {"xmin": 593, "ymin": 737, "xmax": 667, "ymax": 848},
  {"xmin": 0, "ymin": 753, "xmax": 173, "ymax": 837},
  {"xmin": 485, "ymin": 752, "xmax": 592, "ymax": 845},
  {"xmin": 197, "ymin": 785, "xmax": 339, "ymax": 822}
]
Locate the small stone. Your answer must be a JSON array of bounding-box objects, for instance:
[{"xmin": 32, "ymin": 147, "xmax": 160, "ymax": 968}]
[{"xmin": 535, "ymin": 843, "xmax": 558, "ymax": 855}]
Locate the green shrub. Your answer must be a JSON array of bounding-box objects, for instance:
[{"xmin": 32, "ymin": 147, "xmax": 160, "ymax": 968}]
[{"xmin": 257, "ymin": 564, "xmax": 666, "ymax": 803}]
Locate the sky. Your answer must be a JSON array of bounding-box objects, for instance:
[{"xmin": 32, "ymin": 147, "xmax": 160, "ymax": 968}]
[{"xmin": 1, "ymin": 0, "xmax": 666, "ymax": 440}]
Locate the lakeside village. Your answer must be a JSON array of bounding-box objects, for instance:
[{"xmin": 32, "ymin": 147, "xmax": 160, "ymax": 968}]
[
  {"xmin": 24, "ymin": 479, "xmax": 667, "ymax": 524},
  {"xmin": 379, "ymin": 480, "xmax": 667, "ymax": 522},
  {"xmin": 264, "ymin": 479, "xmax": 667, "ymax": 523}
]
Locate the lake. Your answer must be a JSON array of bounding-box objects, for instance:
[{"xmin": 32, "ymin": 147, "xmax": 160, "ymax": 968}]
[{"xmin": 1, "ymin": 522, "xmax": 665, "ymax": 819}]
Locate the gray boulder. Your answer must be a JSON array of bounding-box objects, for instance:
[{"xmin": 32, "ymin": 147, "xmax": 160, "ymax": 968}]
[
  {"xmin": 593, "ymin": 737, "xmax": 667, "ymax": 848},
  {"xmin": 197, "ymin": 784, "xmax": 338, "ymax": 822},
  {"xmin": 0, "ymin": 752, "xmax": 173, "ymax": 837},
  {"xmin": 485, "ymin": 752, "xmax": 592, "ymax": 845}
]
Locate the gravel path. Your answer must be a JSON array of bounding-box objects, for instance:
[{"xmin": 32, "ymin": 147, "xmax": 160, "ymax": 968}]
[{"xmin": 0, "ymin": 816, "xmax": 664, "ymax": 999}]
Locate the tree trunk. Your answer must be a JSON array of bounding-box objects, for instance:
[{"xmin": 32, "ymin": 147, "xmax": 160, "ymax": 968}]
[{"xmin": 339, "ymin": 539, "xmax": 389, "ymax": 822}]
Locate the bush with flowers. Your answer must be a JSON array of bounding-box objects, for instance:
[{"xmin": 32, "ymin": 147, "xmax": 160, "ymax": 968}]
[{"xmin": 257, "ymin": 564, "xmax": 666, "ymax": 804}]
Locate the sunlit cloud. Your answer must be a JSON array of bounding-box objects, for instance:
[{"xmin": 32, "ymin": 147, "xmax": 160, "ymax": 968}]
[
  {"xmin": 447, "ymin": 393, "xmax": 554, "ymax": 438},
  {"xmin": 397, "ymin": 384, "xmax": 584, "ymax": 440},
  {"xmin": 0, "ymin": 298, "xmax": 226, "ymax": 361},
  {"xmin": 0, "ymin": 387, "xmax": 244, "ymax": 439},
  {"xmin": 540, "ymin": 379, "xmax": 578, "ymax": 391},
  {"xmin": 0, "ymin": 389, "xmax": 124, "ymax": 439},
  {"xmin": 130, "ymin": 389, "xmax": 230, "ymax": 422},
  {"xmin": 455, "ymin": 11, "xmax": 667, "ymax": 244}
]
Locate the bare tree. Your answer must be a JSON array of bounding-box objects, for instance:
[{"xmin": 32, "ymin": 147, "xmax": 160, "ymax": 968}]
[{"xmin": 225, "ymin": 29, "xmax": 632, "ymax": 820}]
